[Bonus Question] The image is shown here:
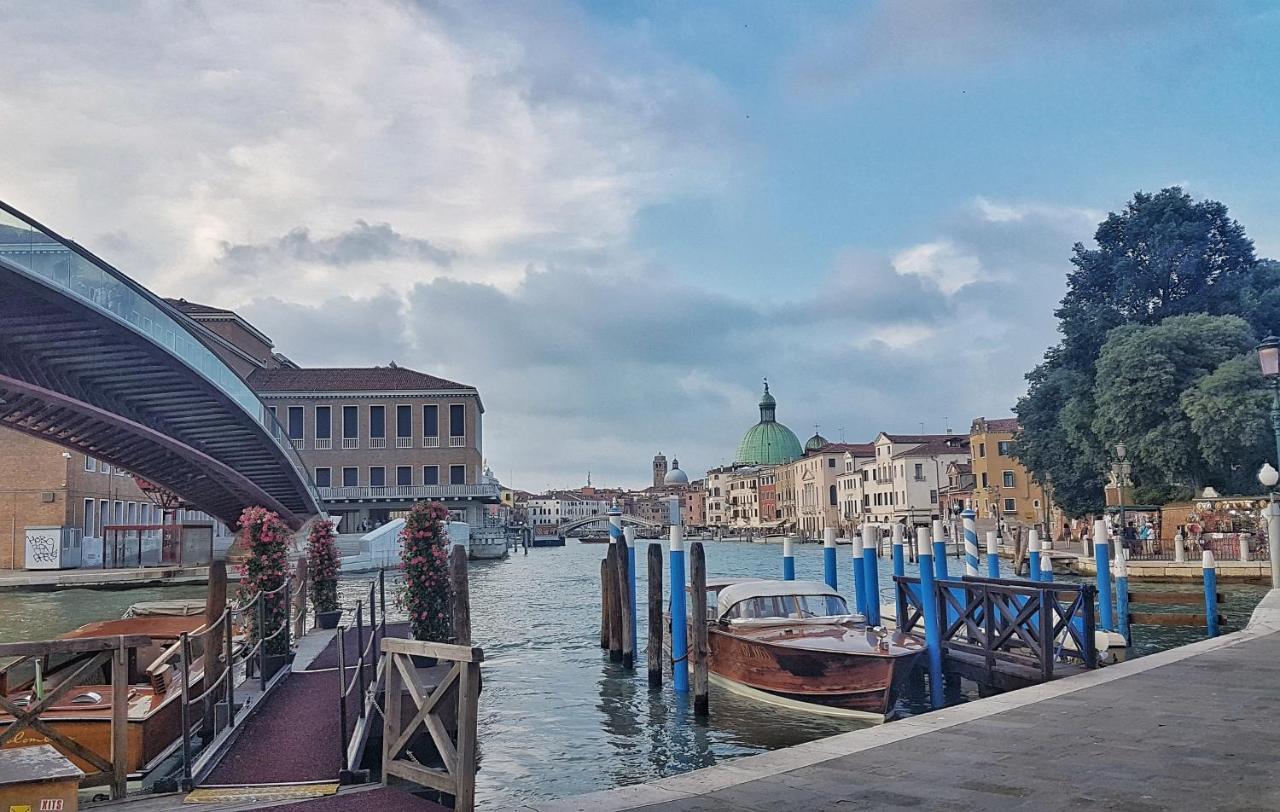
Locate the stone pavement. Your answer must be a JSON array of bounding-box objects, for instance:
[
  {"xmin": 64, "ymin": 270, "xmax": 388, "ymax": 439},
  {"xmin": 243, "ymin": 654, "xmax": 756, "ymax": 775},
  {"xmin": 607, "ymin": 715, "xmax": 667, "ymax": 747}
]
[
  {"xmin": 524, "ymin": 591, "xmax": 1280, "ymax": 812},
  {"xmin": 0, "ymin": 565, "xmax": 208, "ymax": 591}
]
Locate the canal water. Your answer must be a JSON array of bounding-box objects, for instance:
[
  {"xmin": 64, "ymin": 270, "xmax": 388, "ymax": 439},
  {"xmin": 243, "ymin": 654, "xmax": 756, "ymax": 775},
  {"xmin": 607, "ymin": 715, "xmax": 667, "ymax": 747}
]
[{"xmin": 0, "ymin": 540, "xmax": 1267, "ymax": 810}]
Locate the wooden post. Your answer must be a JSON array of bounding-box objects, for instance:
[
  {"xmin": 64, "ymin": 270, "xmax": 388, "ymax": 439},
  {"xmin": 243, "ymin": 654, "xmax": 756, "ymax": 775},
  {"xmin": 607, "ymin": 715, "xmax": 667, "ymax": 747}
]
[
  {"xmin": 110, "ymin": 636, "xmax": 128, "ymax": 799},
  {"xmin": 617, "ymin": 539, "xmax": 634, "ymax": 669},
  {"xmin": 294, "ymin": 556, "xmax": 308, "ymax": 638},
  {"xmin": 202, "ymin": 560, "xmax": 227, "ymax": 734},
  {"xmin": 381, "ymin": 649, "xmax": 402, "ymax": 784},
  {"xmin": 690, "ymin": 541, "xmax": 709, "ymax": 716},
  {"xmin": 606, "ymin": 545, "xmax": 622, "ymax": 662},
  {"xmin": 456, "ymin": 660, "xmax": 479, "ymax": 810},
  {"xmin": 647, "ymin": 543, "xmax": 663, "ymax": 687},
  {"xmin": 599, "ymin": 558, "xmax": 610, "ymax": 649},
  {"xmin": 450, "ymin": 545, "xmax": 472, "ymax": 646}
]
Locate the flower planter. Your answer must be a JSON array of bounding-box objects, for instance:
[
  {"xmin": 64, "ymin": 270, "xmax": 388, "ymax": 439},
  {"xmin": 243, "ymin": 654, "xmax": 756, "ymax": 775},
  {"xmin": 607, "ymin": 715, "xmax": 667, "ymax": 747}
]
[{"xmin": 317, "ymin": 609, "xmax": 343, "ymax": 630}]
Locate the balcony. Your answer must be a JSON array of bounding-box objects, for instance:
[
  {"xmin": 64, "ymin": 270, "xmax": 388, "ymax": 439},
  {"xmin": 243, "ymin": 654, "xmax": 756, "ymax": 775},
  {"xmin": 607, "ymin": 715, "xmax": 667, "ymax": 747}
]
[
  {"xmin": 341, "ymin": 437, "xmax": 359, "ymax": 449},
  {"xmin": 290, "ymin": 437, "xmax": 305, "ymax": 450},
  {"xmin": 449, "ymin": 436, "xmax": 466, "ymax": 448},
  {"xmin": 315, "ymin": 438, "xmax": 332, "ymax": 450},
  {"xmin": 423, "ymin": 436, "xmax": 440, "ymax": 448},
  {"xmin": 370, "ymin": 437, "xmax": 387, "ymax": 449},
  {"xmin": 318, "ymin": 483, "xmax": 500, "ymax": 503},
  {"xmin": 396, "ymin": 437, "xmax": 413, "ymax": 448}
]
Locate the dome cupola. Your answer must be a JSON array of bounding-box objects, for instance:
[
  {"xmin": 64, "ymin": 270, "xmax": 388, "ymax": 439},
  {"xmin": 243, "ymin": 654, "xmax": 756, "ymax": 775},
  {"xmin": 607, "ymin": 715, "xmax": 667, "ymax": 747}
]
[{"xmin": 735, "ymin": 379, "xmax": 803, "ymax": 466}]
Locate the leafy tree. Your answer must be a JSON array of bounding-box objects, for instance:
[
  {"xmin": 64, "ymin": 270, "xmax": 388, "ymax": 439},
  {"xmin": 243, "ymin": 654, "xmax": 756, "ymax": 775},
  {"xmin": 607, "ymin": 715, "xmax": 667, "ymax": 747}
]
[{"xmin": 1181, "ymin": 354, "xmax": 1272, "ymax": 492}]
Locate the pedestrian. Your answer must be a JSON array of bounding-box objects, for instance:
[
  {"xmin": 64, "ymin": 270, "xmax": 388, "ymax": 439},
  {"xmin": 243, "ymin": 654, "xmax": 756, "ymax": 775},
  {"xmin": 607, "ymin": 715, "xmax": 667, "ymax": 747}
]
[
  {"xmin": 1081, "ymin": 524, "xmax": 1091, "ymax": 557},
  {"xmin": 1138, "ymin": 519, "xmax": 1153, "ymax": 555},
  {"xmin": 1121, "ymin": 521, "xmax": 1138, "ymax": 557}
]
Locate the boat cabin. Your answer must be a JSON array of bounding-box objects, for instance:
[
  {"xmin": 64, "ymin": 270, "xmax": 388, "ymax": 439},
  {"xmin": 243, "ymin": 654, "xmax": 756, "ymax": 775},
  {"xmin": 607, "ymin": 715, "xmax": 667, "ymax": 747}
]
[{"xmin": 715, "ymin": 580, "xmax": 859, "ymax": 625}]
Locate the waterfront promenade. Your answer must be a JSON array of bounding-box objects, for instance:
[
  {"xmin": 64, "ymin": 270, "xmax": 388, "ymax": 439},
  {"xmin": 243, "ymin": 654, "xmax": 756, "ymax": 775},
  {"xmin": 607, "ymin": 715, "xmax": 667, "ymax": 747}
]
[
  {"xmin": 526, "ymin": 590, "xmax": 1280, "ymax": 811},
  {"xmin": 0, "ymin": 565, "xmax": 208, "ymax": 592}
]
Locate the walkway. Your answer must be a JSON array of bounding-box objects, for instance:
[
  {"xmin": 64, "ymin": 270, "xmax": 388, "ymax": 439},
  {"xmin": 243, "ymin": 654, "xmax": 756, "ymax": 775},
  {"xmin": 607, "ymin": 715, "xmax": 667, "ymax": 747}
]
[
  {"xmin": 526, "ymin": 591, "xmax": 1280, "ymax": 811},
  {"xmin": 0, "ymin": 565, "xmax": 208, "ymax": 592}
]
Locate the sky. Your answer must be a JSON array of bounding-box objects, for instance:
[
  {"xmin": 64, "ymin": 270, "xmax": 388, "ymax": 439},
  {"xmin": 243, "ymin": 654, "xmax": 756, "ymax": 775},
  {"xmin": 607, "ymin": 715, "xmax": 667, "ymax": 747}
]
[{"xmin": 3, "ymin": 1, "xmax": 1280, "ymax": 491}]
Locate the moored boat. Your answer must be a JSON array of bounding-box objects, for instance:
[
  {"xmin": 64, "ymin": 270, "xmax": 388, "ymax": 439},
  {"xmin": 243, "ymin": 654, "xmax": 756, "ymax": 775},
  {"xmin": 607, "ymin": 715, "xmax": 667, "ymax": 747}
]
[{"xmin": 699, "ymin": 578, "xmax": 923, "ymax": 719}]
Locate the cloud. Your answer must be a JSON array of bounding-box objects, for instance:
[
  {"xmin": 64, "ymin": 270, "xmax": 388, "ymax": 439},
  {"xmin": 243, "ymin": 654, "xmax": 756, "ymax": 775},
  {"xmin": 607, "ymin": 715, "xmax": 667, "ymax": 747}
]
[
  {"xmin": 219, "ymin": 221, "xmax": 457, "ymax": 276},
  {"xmin": 892, "ymin": 241, "xmax": 981, "ymax": 295}
]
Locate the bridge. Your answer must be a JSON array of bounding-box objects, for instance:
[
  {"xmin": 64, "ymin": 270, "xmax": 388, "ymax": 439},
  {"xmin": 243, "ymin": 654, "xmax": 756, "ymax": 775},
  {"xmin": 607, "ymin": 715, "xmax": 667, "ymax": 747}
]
[
  {"xmin": 0, "ymin": 202, "xmax": 321, "ymax": 528},
  {"xmin": 558, "ymin": 513, "xmax": 662, "ymax": 536}
]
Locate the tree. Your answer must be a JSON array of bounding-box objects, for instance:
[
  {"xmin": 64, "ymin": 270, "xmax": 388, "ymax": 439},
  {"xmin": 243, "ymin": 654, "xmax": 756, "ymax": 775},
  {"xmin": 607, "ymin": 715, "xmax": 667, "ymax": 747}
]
[
  {"xmin": 399, "ymin": 501, "xmax": 453, "ymax": 642},
  {"xmin": 1181, "ymin": 354, "xmax": 1271, "ymax": 491},
  {"xmin": 306, "ymin": 518, "xmax": 340, "ymax": 615}
]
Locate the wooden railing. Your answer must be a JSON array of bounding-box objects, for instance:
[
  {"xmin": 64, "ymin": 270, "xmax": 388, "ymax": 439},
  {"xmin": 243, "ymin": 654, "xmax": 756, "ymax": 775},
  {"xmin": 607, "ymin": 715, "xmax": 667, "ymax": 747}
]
[
  {"xmin": 0, "ymin": 634, "xmax": 148, "ymax": 800},
  {"xmin": 381, "ymin": 638, "xmax": 482, "ymax": 812},
  {"xmin": 337, "ymin": 570, "xmax": 388, "ymax": 778},
  {"xmin": 895, "ymin": 575, "xmax": 1098, "ymax": 684}
]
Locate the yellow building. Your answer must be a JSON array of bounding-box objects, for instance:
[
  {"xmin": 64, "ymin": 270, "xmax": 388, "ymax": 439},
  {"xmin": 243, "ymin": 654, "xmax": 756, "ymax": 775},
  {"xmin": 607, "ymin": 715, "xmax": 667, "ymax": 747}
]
[{"xmin": 969, "ymin": 417, "xmax": 1047, "ymax": 527}]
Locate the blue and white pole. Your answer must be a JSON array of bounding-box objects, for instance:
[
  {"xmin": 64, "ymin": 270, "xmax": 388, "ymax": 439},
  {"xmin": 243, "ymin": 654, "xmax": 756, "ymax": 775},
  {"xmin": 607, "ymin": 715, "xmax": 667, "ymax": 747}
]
[
  {"xmin": 863, "ymin": 526, "xmax": 881, "ymax": 625},
  {"xmin": 669, "ymin": 503, "xmax": 689, "ymax": 693},
  {"xmin": 624, "ymin": 525, "xmax": 638, "ymax": 652},
  {"xmin": 1039, "ymin": 550, "xmax": 1054, "ymax": 582},
  {"xmin": 850, "ymin": 527, "xmax": 866, "ymax": 616},
  {"xmin": 891, "ymin": 522, "xmax": 905, "ymax": 579},
  {"xmin": 962, "ymin": 508, "xmax": 979, "ymax": 577},
  {"xmin": 1114, "ymin": 549, "xmax": 1130, "ymax": 647},
  {"xmin": 782, "ymin": 534, "xmax": 796, "ymax": 581},
  {"xmin": 1093, "ymin": 518, "xmax": 1115, "ymax": 632},
  {"xmin": 917, "ymin": 527, "xmax": 944, "ymax": 709},
  {"xmin": 1203, "ymin": 550, "xmax": 1220, "ymax": 637},
  {"xmin": 931, "ymin": 521, "xmax": 949, "ymax": 580},
  {"xmin": 1028, "ymin": 528, "xmax": 1041, "ymax": 583},
  {"xmin": 986, "ymin": 530, "xmax": 1000, "ymax": 579},
  {"xmin": 823, "ymin": 527, "xmax": 838, "ymax": 591}
]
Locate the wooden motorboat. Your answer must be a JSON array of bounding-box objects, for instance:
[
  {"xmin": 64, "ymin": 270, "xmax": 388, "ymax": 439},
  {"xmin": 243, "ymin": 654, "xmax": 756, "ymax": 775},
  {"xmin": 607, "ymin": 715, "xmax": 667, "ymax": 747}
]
[
  {"xmin": 700, "ymin": 578, "xmax": 923, "ymax": 719},
  {"xmin": 0, "ymin": 612, "xmax": 208, "ymax": 775}
]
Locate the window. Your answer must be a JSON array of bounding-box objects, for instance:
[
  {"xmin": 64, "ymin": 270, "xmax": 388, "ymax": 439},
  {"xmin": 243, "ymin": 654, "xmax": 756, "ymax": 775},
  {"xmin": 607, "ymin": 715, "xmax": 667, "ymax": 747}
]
[
  {"xmin": 84, "ymin": 456, "xmax": 95, "ymax": 472},
  {"xmin": 342, "ymin": 467, "xmax": 358, "ymax": 487},
  {"xmin": 829, "ymin": 484, "xmax": 837, "ymax": 506},
  {"xmin": 370, "ymin": 466, "xmax": 386, "ymax": 487},
  {"xmin": 342, "ymin": 406, "xmax": 358, "ymax": 439},
  {"xmin": 84, "ymin": 498, "xmax": 95, "ymax": 536},
  {"xmin": 978, "ymin": 442, "xmax": 986, "ymax": 458},
  {"xmin": 126, "ymin": 502, "xmax": 136, "ymax": 525},
  {"xmin": 828, "ymin": 458, "xmax": 835, "ymax": 468},
  {"xmin": 423, "ymin": 405, "xmax": 439, "ymax": 437},
  {"xmin": 287, "ymin": 406, "xmax": 304, "ymax": 440},
  {"xmin": 1003, "ymin": 498, "xmax": 1016, "ymax": 513},
  {"xmin": 396, "ymin": 405, "xmax": 412, "ymax": 447},
  {"xmin": 98, "ymin": 500, "xmax": 109, "ymax": 535},
  {"xmin": 450, "ymin": 404, "xmax": 465, "ymax": 437},
  {"xmin": 997, "ymin": 440, "xmax": 1012, "ymax": 456},
  {"xmin": 450, "ymin": 465, "xmax": 466, "ymax": 485},
  {"xmin": 1002, "ymin": 471, "xmax": 1015, "ymax": 488},
  {"xmin": 423, "ymin": 465, "xmax": 439, "ymax": 486},
  {"xmin": 914, "ymin": 463, "xmax": 924, "ymax": 480},
  {"xmin": 315, "ymin": 467, "xmax": 332, "ymax": 488},
  {"xmin": 315, "ymin": 406, "xmax": 332, "ymax": 439},
  {"xmin": 397, "ymin": 466, "xmax": 412, "ymax": 486},
  {"xmin": 370, "ymin": 406, "xmax": 386, "ymax": 438},
  {"xmin": 930, "ymin": 489, "xmax": 938, "ymax": 504},
  {"xmin": 268, "ymin": 406, "xmax": 280, "ymax": 437},
  {"xmin": 981, "ymin": 472, "xmax": 989, "ymax": 488}
]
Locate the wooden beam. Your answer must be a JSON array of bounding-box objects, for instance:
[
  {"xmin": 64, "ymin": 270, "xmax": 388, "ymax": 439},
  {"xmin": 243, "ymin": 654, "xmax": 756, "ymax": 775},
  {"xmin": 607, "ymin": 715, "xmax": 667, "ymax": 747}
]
[
  {"xmin": 1130, "ymin": 612, "xmax": 1208, "ymax": 626},
  {"xmin": 380, "ymin": 638, "xmax": 484, "ymax": 663},
  {"xmin": 111, "ymin": 638, "xmax": 129, "ymax": 799},
  {"xmin": 0, "ymin": 634, "xmax": 151, "ymax": 658}
]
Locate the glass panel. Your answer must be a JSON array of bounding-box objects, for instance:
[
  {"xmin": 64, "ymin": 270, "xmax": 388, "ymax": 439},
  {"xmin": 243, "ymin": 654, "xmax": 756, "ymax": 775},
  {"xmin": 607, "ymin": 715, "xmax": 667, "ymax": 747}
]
[
  {"xmin": 287, "ymin": 407, "xmax": 304, "ymax": 440},
  {"xmin": 449, "ymin": 404, "xmax": 465, "ymax": 437},
  {"xmin": 343, "ymin": 406, "xmax": 358, "ymax": 438},
  {"xmin": 450, "ymin": 465, "xmax": 465, "ymax": 485},
  {"xmin": 423, "ymin": 405, "xmax": 438, "ymax": 437},
  {"xmin": 397, "ymin": 405, "xmax": 412, "ymax": 438},
  {"xmin": 369, "ymin": 406, "xmax": 385, "ymax": 438},
  {"xmin": 370, "ymin": 467, "xmax": 386, "ymax": 487},
  {"xmin": 424, "ymin": 466, "xmax": 439, "ymax": 485},
  {"xmin": 397, "ymin": 466, "xmax": 412, "ymax": 486},
  {"xmin": 315, "ymin": 406, "xmax": 331, "ymax": 439}
]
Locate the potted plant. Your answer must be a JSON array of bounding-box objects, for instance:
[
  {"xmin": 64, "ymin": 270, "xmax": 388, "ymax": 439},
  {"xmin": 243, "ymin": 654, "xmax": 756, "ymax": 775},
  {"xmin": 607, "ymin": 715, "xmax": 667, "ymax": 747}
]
[
  {"xmin": 307, "ymin": 518, "xmax": 342, "ymax": 629},
  {"xmin": 237, "ymin": 506, "xmax": 292, "ymax": 678},
  {"xmin": 399, "ymin": 501, "xmax": 453, "ymax": 665}
]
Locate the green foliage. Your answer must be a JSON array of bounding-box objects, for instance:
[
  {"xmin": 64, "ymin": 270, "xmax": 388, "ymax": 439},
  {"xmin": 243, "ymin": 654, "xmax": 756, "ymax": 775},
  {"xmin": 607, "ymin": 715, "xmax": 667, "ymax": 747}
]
[
  {"xmin": 1015, "ymin": 188, "xmax": 1277, "ymax": 515},
  {"xmin": 1180, "ymin": 354, "xmax": 1272, "ymax": 489},
  {"xmin": 399, "ymin": 501, "xmax": 453, "ymax": 643},
  {"xmin": 306, "ymin": 519, "xmax": 340, "ymax": 614}
]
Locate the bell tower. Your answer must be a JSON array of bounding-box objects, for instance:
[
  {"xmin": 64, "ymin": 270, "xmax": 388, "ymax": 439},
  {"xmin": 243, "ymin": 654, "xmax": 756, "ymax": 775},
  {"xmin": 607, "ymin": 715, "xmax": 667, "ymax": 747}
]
[{"xmin": 652, "ymin": 452, "xmax": 668, "ymax": 488}]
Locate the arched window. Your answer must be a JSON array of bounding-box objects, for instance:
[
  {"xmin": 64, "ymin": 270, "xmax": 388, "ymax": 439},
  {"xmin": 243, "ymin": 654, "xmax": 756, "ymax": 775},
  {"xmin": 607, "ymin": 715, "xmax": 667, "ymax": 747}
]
[{"xmin": 829, "ymin": 484, "xmax": 838, "ymax": 506}]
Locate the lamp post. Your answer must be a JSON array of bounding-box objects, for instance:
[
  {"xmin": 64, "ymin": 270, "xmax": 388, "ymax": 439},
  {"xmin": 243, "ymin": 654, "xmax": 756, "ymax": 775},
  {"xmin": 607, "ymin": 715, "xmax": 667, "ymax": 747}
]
[
  {"xmin": 1259, "ymin": 463, "xmax": 1280, "ymax": 589},
  {"xmin": 1257, "ymin": 336, "xmax": 1280, "ymax": 588},
  {"xmin": 1111, "ymin": 443, "xmax": 1131, "ymax": 548}
]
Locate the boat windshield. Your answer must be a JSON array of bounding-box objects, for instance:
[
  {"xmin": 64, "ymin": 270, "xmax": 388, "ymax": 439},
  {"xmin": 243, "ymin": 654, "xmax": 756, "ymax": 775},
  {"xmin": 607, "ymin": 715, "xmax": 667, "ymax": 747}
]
[{"xmin": 725, "ymin": 593, "xmax": 849, "ymax": 620}]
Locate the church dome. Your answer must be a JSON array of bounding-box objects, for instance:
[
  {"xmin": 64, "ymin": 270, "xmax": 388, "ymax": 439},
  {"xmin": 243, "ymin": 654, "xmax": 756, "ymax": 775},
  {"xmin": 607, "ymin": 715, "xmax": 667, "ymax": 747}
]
[
  {"xmin": 805, "ymin": 431, "xmax": 829, "ymax": 453},
  {"xmin": 736, "ymin": 380, "xmax": 803, "ymax": 465},
  {"xmin": 664, "ymin": 459, "xmax": 690, "ymax": 486}
]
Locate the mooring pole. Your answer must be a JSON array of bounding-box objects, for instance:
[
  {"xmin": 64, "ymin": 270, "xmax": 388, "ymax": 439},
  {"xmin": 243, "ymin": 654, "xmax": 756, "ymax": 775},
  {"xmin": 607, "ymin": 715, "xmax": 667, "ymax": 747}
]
[
  {"xmin": 599, "ymin": 558, "xmax": 609, "ymax": 649},
  {"xmin": 647, "ymin": 543, "xmax": 663, "ymax": 687},
  {"xmin": 862, "ymin": 525, "xmax": 881, "ymax": 625},
  {"xmin": 670, "ymin": 508, "xmax": 689, "ymax": 693},
  {"xmin": 962, "ymin": 509, "xmax": 979, "ymax": 578},
  {"xmin": 986, "ymin": 529, "xmax": 1000, "ymax": 579},
  {"xmin": 1204, "ymin": 550, "xmax": 1220, "ymax": 637},
  {"xmin": 823, "ymin": 527, "xmax": 838, "ymax": 590},
  {"xmin": 1039, "ymin": 551, "xmax": 1054, "ymax": 583},
  {"xmin": 617, "ymin": 537, "xmax": 634, "ymax": 670},
  {"xmin": 1093, "ymin": 518, "xmax": 1115, "ymax": 632},
  {"xmin": 1114, "ymin": 551, "xmax": 1130, "ymax": 647},
  {"xmin": 850, "ymin": 527, "xmax": 866, "ymax": 615},
  {"xmin": 917, "ymin": 527, "xmax": 944, "ymax": 709},
  {"xmin": 606, "ymin": 544, "xmax": 622, "ymax": 662},
  {"xmin": 690, "ymin": 541, "xmax": 709, "ymax": 716},
  {"xmin": 782, "ymin": 534, "xmax": 795, "ymax": 581},
  {"xmin": 891, "ymin": 523, "xmax": 905, "ymax": 578},
  {"xmin": 932, "ymin": 521, "xmax": 948, "ymax": 580},
  {"xmin": 1028, "ymin": 528, "xmax": 1041, "ymax": 583},
  {"xmin": 624, "ymin": 526, "xmax": 638, "ymax": 656}
]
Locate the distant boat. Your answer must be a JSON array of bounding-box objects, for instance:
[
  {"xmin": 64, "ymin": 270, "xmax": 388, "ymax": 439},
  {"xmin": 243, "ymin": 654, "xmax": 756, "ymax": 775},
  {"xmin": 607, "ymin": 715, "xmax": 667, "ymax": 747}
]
[
  {"xmin": 687, "ymin": 578, "xmax": 923, "ymax": 720},
  {"xmin": 577, "ymin": 535, "xmax": 610, "ymax": 544}
]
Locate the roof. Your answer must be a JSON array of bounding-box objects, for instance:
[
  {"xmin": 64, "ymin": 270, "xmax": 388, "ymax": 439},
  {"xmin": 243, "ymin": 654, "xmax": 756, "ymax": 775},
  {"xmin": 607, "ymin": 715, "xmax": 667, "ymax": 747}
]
[
  {"xmin": 738, "ymin": 420, "xmax": 803, "ymax": 465},
  {"xmin": 716, "ymin": 579, "xmax": 841, "ymax": 620},
  {"xmin": 248, "ymin": 366, "xmax": 475, "ymax": 394},
  {"xmin": 972, "ymin": 416, "xmax": 1020, "ymax": 434},
  {"xmin": 948, "ymin": 462, "xmax": 972, "ymax": 473},
  {"xmin": 880, "ymin": 432, "xmax": 961, "ymax": 444},
  {"xmin": 165, "ymin": 298, "xmax": 236, "ymax": 317},
  {"xmin": 820, "ymin": 442, "xmax": 875, "ymax": 456},
  {"xmin": 891, "ymin": 437, "xmax": 971, "ymax": 459}
]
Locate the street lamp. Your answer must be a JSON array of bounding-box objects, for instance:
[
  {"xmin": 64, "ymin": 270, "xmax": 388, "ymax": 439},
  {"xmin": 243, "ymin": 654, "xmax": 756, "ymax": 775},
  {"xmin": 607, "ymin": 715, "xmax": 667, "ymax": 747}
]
[
  {"xmin": 1111, "ymin": 443, "xmax": 1131, "ymax": 541},
  {"xmin": 1259, "ymin": 463, "xmax": 1280, "ymax": 589},
  {"xmin": 1258, "ymin": 335, "xmax": 1280, "ymax": 468}
]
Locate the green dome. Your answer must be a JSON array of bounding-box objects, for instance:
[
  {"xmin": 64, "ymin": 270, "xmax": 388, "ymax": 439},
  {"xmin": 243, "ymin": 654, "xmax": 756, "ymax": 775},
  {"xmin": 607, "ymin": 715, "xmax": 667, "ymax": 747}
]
[
  {"xmin": 805, "ymin": 432, "xmax": 829, "ymax": 452},
  {"xmin": 736, "ymin": 380, "xmax": 802, "ymax": 465}
]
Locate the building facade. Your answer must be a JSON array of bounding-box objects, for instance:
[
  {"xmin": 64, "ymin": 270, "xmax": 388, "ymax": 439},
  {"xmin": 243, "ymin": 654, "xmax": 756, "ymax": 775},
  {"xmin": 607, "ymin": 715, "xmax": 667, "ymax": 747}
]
[{"xmin": 969, "ymin": 417, "xmax": 1046, "ymax": 528}]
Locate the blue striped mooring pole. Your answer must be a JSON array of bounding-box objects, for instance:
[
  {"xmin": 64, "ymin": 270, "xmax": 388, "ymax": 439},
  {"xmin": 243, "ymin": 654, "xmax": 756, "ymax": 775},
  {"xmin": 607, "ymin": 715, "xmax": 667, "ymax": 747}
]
[
  {"xmin": 962, "ymin": 509, "xmax": 979, "ymax": 577},
  {"xmin": 669, "ymin": 506, "xmax": 689, "ymax": 693},
  {"xmin": 1039, "ymin": 550, "xmax": 1054, "ymax": 582},
  {"xmin": 891, "ymin": 522, "xmax": 905, "ymax": 579},
  {"xmin": 782, "ymin": 534, "xmax": 795, "ymax": 581},
  {"xmin": 986, "ymin": 529, "xmax": 1000, "ymax": 579},
  {"xmin": 1028, "ymin": 528, "xmax": 1041, "ymax": 583},
  {"xmin": 849, "ymin": 528, "xmax": 866, "ymax": 615},
  {"xmin": 862, "ymin": 526, "xmax": 881, "ymax": 625},
  {"xmin": 1114, "ymin": 548, "xmax": 1130, "ymax": 646},
  {"xmin": 1093, "ymin": 518, "xmax": 1115, "ymax": 632},
  {"xmin": 823, "ymin": 527, "xmax": 838, "ymax": 591},
  {"xmin": 623, "ymin": 526, "xmax": 638, "ymax": 651},
  {"xmin": 932, "ymin": 521, "xmax": 948, "ymax": 581},
  {"xmin": 1203, "ymin": 550, "xmax": 1220, "ymax": 637},
  {"xmin": 917, "ymin": 527, "xmax": 944, "ymax": 708}
]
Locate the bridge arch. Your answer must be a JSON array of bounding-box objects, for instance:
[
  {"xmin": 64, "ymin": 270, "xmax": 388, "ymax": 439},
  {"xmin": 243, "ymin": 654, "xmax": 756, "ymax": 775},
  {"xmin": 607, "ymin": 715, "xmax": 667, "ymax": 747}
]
[
  {"xmin": 558, "ymin": 513, "xmax": 662, "ymax": 536},
  {"xmin": 0, "ymin": 202, "xmax": 321, "ymax": 528}
]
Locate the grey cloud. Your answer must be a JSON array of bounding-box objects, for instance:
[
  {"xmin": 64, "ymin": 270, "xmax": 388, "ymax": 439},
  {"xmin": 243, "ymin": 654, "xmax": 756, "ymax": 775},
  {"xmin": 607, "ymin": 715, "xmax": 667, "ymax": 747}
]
[{"xmin": 218, "ymin": 221, "xmax": 457, "ymax": 275}]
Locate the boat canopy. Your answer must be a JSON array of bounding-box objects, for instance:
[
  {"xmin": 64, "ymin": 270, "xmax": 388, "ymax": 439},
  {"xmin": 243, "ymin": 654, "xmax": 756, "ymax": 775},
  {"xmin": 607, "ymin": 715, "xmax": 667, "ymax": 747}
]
[{"xmin": 716, "ymin": 579, "xmax": 842, "ymax": 621}]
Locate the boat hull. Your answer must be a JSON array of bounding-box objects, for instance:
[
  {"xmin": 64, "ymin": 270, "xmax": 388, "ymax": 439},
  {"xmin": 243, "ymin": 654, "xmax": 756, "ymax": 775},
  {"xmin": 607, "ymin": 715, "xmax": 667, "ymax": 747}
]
[{"xmin": 708, "ymin": 628, "xmax": 919, "ymax": 717}]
